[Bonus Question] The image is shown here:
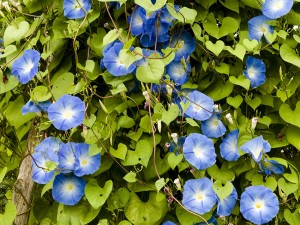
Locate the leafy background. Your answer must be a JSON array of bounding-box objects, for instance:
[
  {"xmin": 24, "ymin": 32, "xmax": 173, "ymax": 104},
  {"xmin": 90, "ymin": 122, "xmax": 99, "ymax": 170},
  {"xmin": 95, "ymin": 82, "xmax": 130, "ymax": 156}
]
[{"xmin": 1, "ymin": 0, "xmax": 300, "ymax": 224}]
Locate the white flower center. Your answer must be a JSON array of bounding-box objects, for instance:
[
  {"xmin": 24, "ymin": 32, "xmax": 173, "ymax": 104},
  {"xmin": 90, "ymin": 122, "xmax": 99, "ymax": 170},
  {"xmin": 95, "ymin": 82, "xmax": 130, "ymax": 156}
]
[
  {"xmin": 196, "ymin": 192, "xmax": 205, "ymax": 201},
  {"xmin": 24, "ymin": 61, "xmax": 34, "ymax": 74},
  {"xmin": 272, "ymin": 1, "xmax": 284, "ymax": 10},
  {"xmin": 254, "ymin": 200, "xmax": 265, "ymax": 210},
  {"xmin": 64, "ymin": 182, "xmax": 74, "ymax": 191},
  {"xmin": 62, "ymin": 109, "xmax": 74, "ymax": 119},
  {"xmin": 247, "ymin": 67, "xmax": 257, "ymax": 79},
  {"xmin": 194, "ymin": 147, "xmax": 203, "ymax": 158}
]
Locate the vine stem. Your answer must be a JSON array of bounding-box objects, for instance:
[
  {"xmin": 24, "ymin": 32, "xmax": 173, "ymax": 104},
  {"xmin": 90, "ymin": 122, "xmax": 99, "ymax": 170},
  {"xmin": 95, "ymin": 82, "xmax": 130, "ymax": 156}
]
[{"xmin": 146, "ymin": 87, "xmax": 160, "ymax": 179}]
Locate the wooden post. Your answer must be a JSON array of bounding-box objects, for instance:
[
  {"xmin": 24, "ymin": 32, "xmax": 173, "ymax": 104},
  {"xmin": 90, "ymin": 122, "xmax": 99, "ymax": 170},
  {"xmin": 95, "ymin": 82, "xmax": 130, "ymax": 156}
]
[{"xmin": 12, "ymin": 121, "xmax": 41, "ymax": 225}]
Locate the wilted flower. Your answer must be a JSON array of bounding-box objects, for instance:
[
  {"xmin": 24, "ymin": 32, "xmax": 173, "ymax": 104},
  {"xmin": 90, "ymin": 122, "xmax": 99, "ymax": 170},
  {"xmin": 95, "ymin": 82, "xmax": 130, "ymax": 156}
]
[
  {"xmin": 21, "ymin": 100, "xmax": 51, "ymax": 115},
  {"xmin": 259, "ymin": 159, "xmax": 284, "ymax": 175},
  {"xmin": 240, "ymin": 186, "xmax": 279, "ymax": 224}
]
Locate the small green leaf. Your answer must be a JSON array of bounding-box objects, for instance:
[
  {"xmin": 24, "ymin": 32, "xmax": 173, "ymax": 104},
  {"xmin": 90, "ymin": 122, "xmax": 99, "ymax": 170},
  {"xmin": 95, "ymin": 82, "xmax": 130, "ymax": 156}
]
[
  {"xmin": 245, "ymin": 96, "xmax": 261, "ymax": 110},
  {"xmin": 110, "ymin": 143, "xmax": 128, "ymax": 160},
  {"xmin": 227, "ymin": 95, "xmax": 243, "ymax": 108},
  {"xmin": 136, "ymin": 58, "xmax": 165, "ymax": 84},
  {"xmin": 167, "ymin": 153, "xmax": 183, "ymax": 170},
  {"xmin": 205, "ymin": 40, "xmax": 225, "ymax": 56},
  {"xmin": 123, "ymin": 171, "xmax": 137, "ymax": 183},
  {"xmin": 224, "ymin": 44, "xmax": 246, "ymax": 61},
  {"xmin": 229, "ymin": 75, "xmax": 251, "ymax": 90},
  {"xmin": 31, "ymin": 86, "xmax": 52, "ymax": 102},
  {"xmin": 155, "ymin": 178, "xmax": 166, "ymax": 191},
  {"xmin": 103, "ymin": 28, "xmax": 123, "ymax": 47},
  {"xmin": 135, "ymin": 0, "xmax": 167, "ymax": 12},
  {"xmin": 280, "ymin": 43, "xmax": 300, "ymax": 68},
  {"xmin": 0, "ymin": 167, "xmax": 7, "ymax": 183},
  {"xmin": 212, "ymin": 180, "xmax": 234, "ymax": 201},
  {"xmin": 166, "ymin": 4, "xmax": 197, "ymax": 24},
  {"xmin": 242, "ymin": 39, "xmax": 259, "ymax": 51},
  {"xmin": 85, "ymin": 179, "xmax": 113, "ymax": 209},
  {"xmin": 185, "ymin": 118, "xmax": 199, "ymax": 127}
]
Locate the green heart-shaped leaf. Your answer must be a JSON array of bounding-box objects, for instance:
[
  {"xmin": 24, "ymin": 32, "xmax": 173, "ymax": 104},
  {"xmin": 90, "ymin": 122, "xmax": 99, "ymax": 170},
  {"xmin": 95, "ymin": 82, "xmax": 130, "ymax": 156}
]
[
  {"xmin": 245, "ymin": 96, "xmax": 261, "ymax": 110},
  {"xmin": 85, "ymin": 179, "xmax": 113, "ymax": 209},
  {"xmin": 167, "ymin": 153, "xmax": 183, "ymax": 170},
  {"xmin": 280, "ymin": 43, "xmax": 300, "ymax": 68},
  {"xmin": 252, "ymin": 174, "xmax": 277, "ymax": 191},
  {"xmin": 258, "ymin": 116, "xmax": 272, "ymax": 128},
  {"xmin": 213, "ymin": 180, "xmax": 234, "ymax": 201},
  {"xmin": 205, "ymin": 40, "xmax": 225, "ymax": 56},
  {"xmin": 154, "ymin": 103, "xmax": 179, "ymax": 126},
  {"xmin": 0, "ymin": 71, "xmax": 19, "ymax": 94},
  {"xmin": 278, "ymin": 178, "xmax": 298, "ymax": 196},
  {"xmin": 4, "ymin": 21, "xmax": 30, "ymax": 47},
  {"xmin": 136, "ymin": 58, "xmax": 165, "ymax": 84},
  {"xmin": 225, "ymin": 44, "xmax": 246, "ymax": 60},
  {"xmin": 229, "ymin": 75, "xmax": 251, "ymax": 90},
  {"xmin": 284, "ymin": 209, "xmax": 300, "ymax": 225},
  {"xmin": 286, "ymin": 125, "xmax": 300, "ymax": 150},
  {"xmin": 110, "ymin": 143, "xmax": 128, "ymax": 160},
  {"xmin": 227, "ymin": 95, "xmax": 243, "ymax": 108},
  {"xmin": 279, "ymin": 102, "xmax": 300, "ymax": 128},
  {"xmin": 242, "ymin": 39, "xmax": 259, "ymax": 51},
  {"xmin": 0, "ymin": 201, "xmax": 16, "ymax": 225},
  {"xmin": 203, "ymin": 13, "xmax": 238, "ymax": 39}
]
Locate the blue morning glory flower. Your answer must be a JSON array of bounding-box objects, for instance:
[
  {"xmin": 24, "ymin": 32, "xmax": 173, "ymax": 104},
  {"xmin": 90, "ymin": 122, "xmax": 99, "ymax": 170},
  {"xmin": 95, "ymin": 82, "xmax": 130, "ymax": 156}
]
[
  {"xmin": 58, "ymin": 142, "xmax": 77, "ymax": 173},
  {"xmin": 166, "ymin": 60, "xmax": 191, "ymax": 86},
  {"xmin": 248, "ymin": 15, "xmax": 274, "ymax": 42},
  {"xmin": 32, "ymin": 151, "xmax": 58, "ymax": 184},
  {"xmin": 182, "ymin": 178, "xmax": 217, "ymax": 215},
  {"xmin": 47, "ymin": 94, "xmax": 85, "ymax": 131},
  {"xmin": 183, "ymin": 133, "xmax": 216, "ymax": 170},
  {"xmin": 102, "ymin": 42, "xmax": 136, "ymax": 76},
  {"xmin": 219, "ymin": 129, "xmax": 240, "ymax": 161},
  {"xmin": 35, "ymin": 137, "xmax": 62, "ymax": 155},
  {"xmin": 63, "ymin": 0, "xmax": 92, "ymax": 19},
  {"xmin": 128, "ymin": 6, "xmax": 147, "ymax": 36},
  {"xmin": 162, "ymin": 222, "xmax": 177, "ymax": 225},
  {"xmin": 240, "ymin": 136, "xmax": 271, "ymax": 162},
  {"xmin": 240, "ymin": 186, "xmax": 279, "ymax": 225},
  {"xmin": 74, "ymin": 143, "xmax": 101, "ymax": 177},
  {"xmin": 262, "ymin": 0, "xmax": 293, "ymax": 19},
  {"xmin": 11, "ymin": 49, "xmax": 40, "ymax": 84},
  {"xmin": 259, "ymin": 159, "xmax": 284, "ymax": 175},
  {"xmin": 21, "ymin": 100, "xmax": 51, "ymax": 115},
  {"xmin": 52, "ymin": 174, "xmax": 86, "ymax": 206},
  {"xmin": 183, "ymin": 90, "xmax": 214, "ymax": 121},
  {"xmin": 216, "ymin": 185, "xmax": 238, "ymax": 216},
  {"xmin": 244, "ymin": 56, "xmax": 266, "ymax": 88},
  {"xmin": 201, "ymin": 114, "xmax": 226, "ymax": 138},
  {"xmin": 169, "ymin": 30, "xmax": 196, "ymax": 61}
]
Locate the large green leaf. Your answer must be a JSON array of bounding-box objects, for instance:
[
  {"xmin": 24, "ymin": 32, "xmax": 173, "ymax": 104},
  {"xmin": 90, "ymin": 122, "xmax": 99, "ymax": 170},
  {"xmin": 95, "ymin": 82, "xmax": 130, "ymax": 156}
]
[
  {"xmin": 4, "ymin": 21, "xmax": 30, "ymax": 46},
  {"xmin": 136, "ymin": 58, "xmax": 165, "ymax": 84},
  {"xmin": 280, "ymin": 43, "xmax": 300, "ymax": 68},
  {"xmin": 0, "ymin": 71, "xmax": 19, "ymax": 94},
  {"xmin": 5, "ymin": 96, "xmax": 35, "ymax": 128},
  {"xmin": 279, "ymin": 102, "xmax": 300, "ymax": 128},
  {"xmin": 286, "ymin": 125, "xmax": 300, "ymax": 151},
  {"xmin": 0, "ymin": 201, "xmax": 16, "ymax": 225},
  {"xmin": 135, "ymin": 0, "xmax": 167, "ymax": 12},
  {"xmin": 124, "ymin": 192, "xmax": 168, "ymax": 225}
]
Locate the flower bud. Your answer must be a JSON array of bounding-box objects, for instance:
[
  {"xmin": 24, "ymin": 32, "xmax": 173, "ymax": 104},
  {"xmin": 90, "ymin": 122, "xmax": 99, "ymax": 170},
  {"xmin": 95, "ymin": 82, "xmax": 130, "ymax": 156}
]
[
  {"xmin": 225, "ymin": 113, "xmax": 234, "ymax": 124},
  {"xmin": 171, "ymin": 133, "xmax": 178, "ymax": 144},
  {"xmin": 251, "ymin": 117, "xmax": 258, "ymax": 130}
]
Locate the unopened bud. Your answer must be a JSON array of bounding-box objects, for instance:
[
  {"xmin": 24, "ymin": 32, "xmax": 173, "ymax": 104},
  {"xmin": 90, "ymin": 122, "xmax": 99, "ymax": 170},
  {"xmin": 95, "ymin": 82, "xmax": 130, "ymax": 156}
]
[
  {"xmin": 143, "ymin": 91, "xmax": 150, "ymax": 102},
  {"xmin": 2, "ymin": 2, "xmax": 10, "ymax": 13},
  {"xmin": 166, "ymin": 84, "xmax": 172, "ymax": 97},
  {"xmin": 171, "ymin": 133, "xmax": 178, "ymax": 144},
  {"xmin": 225, "ymin": 113, "xmax": 233, "ymax": 124},
  {"xmin": 174, "ymin": 178, "xmax": 181, "ymax": 190},
  {"xmin": 214, "ymin": 104, "xmax": 219, "ymax": 112},
  {"xmin": 157, "ymin": 120, "xmax": 162, "ymax": 133},
  {"xmin": 251, "ymin": 117, "xmax": 258, "ymax": 130}
]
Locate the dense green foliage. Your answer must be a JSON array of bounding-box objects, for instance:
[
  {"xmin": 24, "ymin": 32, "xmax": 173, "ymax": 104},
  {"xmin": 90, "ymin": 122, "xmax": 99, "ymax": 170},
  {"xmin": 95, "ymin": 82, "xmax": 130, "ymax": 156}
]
[{"xmin": 1, "ymin": 0, "xmax": 300, "ymax": 224}]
